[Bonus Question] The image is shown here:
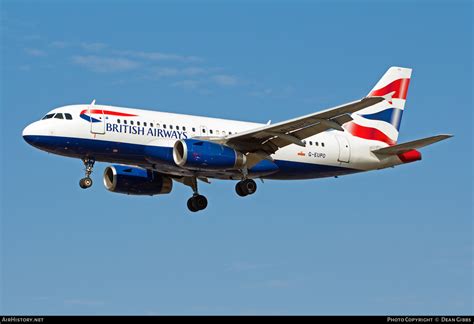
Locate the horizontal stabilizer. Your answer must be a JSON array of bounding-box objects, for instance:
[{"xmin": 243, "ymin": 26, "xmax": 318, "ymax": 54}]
[{"xmin": 372, "ymin": 134, "xmax": 453, "ymax": 155}]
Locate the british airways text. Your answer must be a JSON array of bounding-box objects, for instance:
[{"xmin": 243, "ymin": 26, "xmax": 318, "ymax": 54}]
[{"xmin": 106, "ymin": 123, "xmax": 188, "ymax": 139}]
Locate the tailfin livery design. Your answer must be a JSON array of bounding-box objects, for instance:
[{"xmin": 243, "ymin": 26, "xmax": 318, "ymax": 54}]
[
  {"xmin": 345, "ymin": 67, "xmax": 412, "ymax": 145},
  {"xmin": 22, "ymin": 66, "xmax": 452, "ymax": 212}
]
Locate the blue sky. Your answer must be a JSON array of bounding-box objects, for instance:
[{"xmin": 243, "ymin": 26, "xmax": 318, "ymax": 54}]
[{"xmin": 1, "ymin": 0, "xmax": 472, "ymax": 315}]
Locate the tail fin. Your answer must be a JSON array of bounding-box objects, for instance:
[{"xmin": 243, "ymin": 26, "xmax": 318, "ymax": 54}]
[{"xmin": 345, "ymin": 66, "xmax": 412, "ymax": 145}]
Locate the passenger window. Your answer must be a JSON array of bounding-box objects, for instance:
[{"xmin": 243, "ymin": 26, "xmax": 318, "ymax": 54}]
[
  {"xmin": 192, "ymin": 127, "xmax": 196, "ymax": 132},
  {"xmin": 176, "ymin": 126, "xmax": 180, "ymax": 130},
  {"xmin": 117, "ymin": 119, "xmax": 121, "ymax": 123},
  {"xmin": 322, "ymin": 143, "xmax": 325, "ymax": 147},
  {"xmin": 65, "ymin": 113, "xmax": 73, "ymax": 120},
  {"xmin": 210, "ymin": 130, "xmax": 213, "ymax": 134},
  {"xmin": 202, "ymin": 129, "xmax": 206, "ymax": 133},
  {"xmin": 170, "ymin": 125, "xmax": 173, "ymax": 130},
  {"xmin": 144, "ymin": 122, "xmax": 147, "ymax": 127},
  {"xmin": 315, "ymin": 142, "xmax": 319, "ymax": 146},
  {"xmin": 183, "ymin": 126, "xmax": 186, "ymax": 131},
  {"xmin": 163, "ymin": 124, "xmax": 166, "ymax": 129},
  {"xmin": 137, "ymin": 121, "xmax": 140, "ymax": 126},
  {"xmin": 124, "ymin": 120, "xmax": 127, "ymax": 124},
  {"xmin": 150, "ymin": 123, "xmax": 154, "ymax": 127},
  {"xmin": 54, "ymin": 113, "xmax": 64, "ymax": 119},
  {"xmin": 42, "ymin": 114, "xmax": 55, "ymax": 120},
  {"xmin": 309, "ymin": 141, "xmax": 313, "ymax": 145},
  {"xmin": 130, "ymin": 120, "xmax": 134, "ymax": 125}
]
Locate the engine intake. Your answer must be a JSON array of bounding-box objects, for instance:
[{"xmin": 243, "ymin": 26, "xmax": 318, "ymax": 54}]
[
  {"xmin": 173, "ymin": 139, "xmax": 246, "ymax": 170},
  {"xmin": 103, "ymin": 165, "xmax": 173, "ymax": 195}
]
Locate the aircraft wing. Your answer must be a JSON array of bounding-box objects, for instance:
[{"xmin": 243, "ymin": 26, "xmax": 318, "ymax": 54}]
[{"xmin": 223, "ymin": 96, "xmax": 385, "ymax": 156}]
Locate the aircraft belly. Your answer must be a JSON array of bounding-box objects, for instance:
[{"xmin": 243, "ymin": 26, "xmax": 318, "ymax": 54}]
[{"xmin": 29, "ymin": 134, "xmax": 361, "ymax": 180}]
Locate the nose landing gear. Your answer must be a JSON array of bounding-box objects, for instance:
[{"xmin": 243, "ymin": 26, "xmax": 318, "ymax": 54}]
[{"xmin": 79, "ymin": 158, "xmax": 95, "ymax": 189}]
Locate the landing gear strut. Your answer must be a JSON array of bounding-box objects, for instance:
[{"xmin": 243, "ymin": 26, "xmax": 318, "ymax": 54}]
[
  {"xmin": 235, "ymin": 179, "xmax": 257, "ymax": 197},
  {"xmin": 187, "ymin": 177, "xmax": 208, "ymax": 212},
  {"xmin": 79, "ymin": 157, "xmax": 95, "ymax": 189}
]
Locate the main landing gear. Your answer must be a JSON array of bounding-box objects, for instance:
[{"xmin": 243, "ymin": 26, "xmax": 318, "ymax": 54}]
[
  {"xmin": 235, "ymin": 179, "xmax": 257, "ymax": 197},
  {"xmin": 187, "ymin": 177, "xmax": 208, "ymax": 212},
  {"xmin": 79, "ymin": 158, "xmax": 95, "ymax": 189},
  {"xmin": 187, "ymin": 194, "xmax": 208, "ymax": 212}
]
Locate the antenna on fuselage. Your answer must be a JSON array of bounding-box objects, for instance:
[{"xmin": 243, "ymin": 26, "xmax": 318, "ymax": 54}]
[{"xmin": 87, "ymin": 100, "xmax": 96, "ymax": 120}]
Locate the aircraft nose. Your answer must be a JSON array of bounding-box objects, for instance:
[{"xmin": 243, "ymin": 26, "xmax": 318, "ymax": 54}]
[{"xmin": 22, "ymin": 122, "xmax": 39, "ymax": 145}]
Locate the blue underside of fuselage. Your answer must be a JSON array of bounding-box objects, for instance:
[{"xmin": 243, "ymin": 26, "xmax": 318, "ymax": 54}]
[{"xmin": 23, "ymin": 135, "xmax": 360, "ymax": 180}]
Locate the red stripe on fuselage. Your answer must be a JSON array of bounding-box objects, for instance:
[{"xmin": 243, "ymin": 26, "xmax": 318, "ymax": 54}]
[
  {"xmin": 369, "ymin": 78, "xmax": 410, "ymax": 100},
  {"xmin": 80, "ymin": 109, "xmax": 138, "ymax": 117},
  {"xmin": 345, "ymin": 122, "xmax": 396, "ymax": 145}
]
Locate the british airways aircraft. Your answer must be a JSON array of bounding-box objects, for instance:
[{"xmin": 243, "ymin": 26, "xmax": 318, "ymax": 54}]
[{"xmin": 23, "ymin": 67, "xmax": 451, "ymax": 212}]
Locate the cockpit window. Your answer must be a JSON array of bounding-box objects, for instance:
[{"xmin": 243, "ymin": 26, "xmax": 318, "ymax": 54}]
[
  {"xmin": 42, "ymin": 114, "xmax": 55, "ymax": 120},
  {"xmin": 64, "ymin": 113, "xmax": 73, "ymax": 120},
  {"xmin": 54, "ymin": 113, "xmax": 64, "ymax": 119}
]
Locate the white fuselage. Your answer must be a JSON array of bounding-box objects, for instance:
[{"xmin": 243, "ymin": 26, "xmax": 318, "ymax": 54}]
[{"xmin": 22, "ymin": 104, "xmax": 403, "ymax": 180}]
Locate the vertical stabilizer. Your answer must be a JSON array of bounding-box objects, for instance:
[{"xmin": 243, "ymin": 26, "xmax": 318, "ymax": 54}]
[{"xmin": 345, "ymin": 67, "xmax": 412, "ymax": 145}]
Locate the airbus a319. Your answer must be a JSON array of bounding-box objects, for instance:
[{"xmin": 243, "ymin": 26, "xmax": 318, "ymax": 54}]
[{"xmin": 23, "ymin": 67, "xmax": 451, "ymax": 212}]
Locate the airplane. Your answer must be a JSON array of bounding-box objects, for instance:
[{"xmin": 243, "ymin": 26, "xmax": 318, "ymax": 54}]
[{"xmin": 22, "ymin": 66, "xmax": 452, "ymax": 212}]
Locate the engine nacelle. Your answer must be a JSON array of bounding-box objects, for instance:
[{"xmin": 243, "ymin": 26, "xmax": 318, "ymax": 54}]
[
  {"xmin": 173, "ymin": 139, "xmax": 246, "ymax": 170},
  {"xmin": 103, "ymin": 165, "xmax": 173, "ymax": 195}
]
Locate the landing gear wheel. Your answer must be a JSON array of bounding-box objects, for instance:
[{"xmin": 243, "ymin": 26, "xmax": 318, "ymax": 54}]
[
  {"xmin": 235, "ymin": 182, "xmax": 247, "ymax": 197},
  {"xmin": 236, "ymin": 179, "xmax": 257, "ymax": 196},
  {"xmin": 193, "ymin": 195, "xmax": 208, "ymax": 210},
  {"xmin": 186, "ymin": 177, "xmax": 208, "ymax": 212},
  {"xmin": 79, "ymin": 177, "xmax": 93, "ymax": 189},
  {"xmin": 187, "ymin": 197, "xmax": 198, "ymax": 212},
  {"xmin": 187, "ymin": 195, "xmax": 208, "ymax": 212},
  {"xmin": 243, "ymin": 179, "xmax": 257, "ymax": 195}
]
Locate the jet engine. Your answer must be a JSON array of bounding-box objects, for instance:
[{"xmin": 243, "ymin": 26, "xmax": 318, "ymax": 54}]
[
  {"xmin": 103, "ymin": 165, "xmax": 173, "ymax": 195},
  {"xmin": 173, "ymin": 139, "xmax": 246, "ymax": 170}
]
